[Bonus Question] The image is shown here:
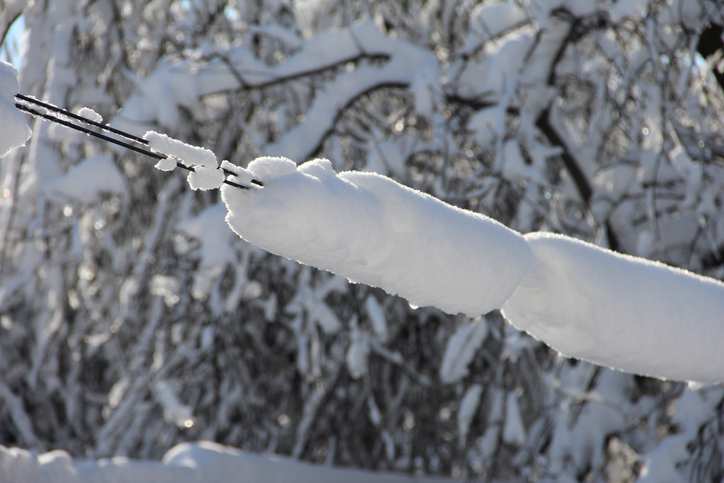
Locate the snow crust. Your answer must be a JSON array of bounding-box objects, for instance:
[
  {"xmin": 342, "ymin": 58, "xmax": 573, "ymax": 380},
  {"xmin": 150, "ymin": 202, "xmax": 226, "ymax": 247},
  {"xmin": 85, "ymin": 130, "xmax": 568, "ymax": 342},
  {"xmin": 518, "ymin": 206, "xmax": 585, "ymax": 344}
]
[
  {"xmin": 221, "ymin": 157, "xmax": 532, "ymax": 316},
  {"xmin": 0, "ymin": 60, "xmax": 31, "ymax": 157},
  {"xmin": 77, "ymin": 107, "xmax": 102, "ymax": 123},
  {"xmin": 501, "ymin": 232, "xmax": 724, "ymax": 383}
]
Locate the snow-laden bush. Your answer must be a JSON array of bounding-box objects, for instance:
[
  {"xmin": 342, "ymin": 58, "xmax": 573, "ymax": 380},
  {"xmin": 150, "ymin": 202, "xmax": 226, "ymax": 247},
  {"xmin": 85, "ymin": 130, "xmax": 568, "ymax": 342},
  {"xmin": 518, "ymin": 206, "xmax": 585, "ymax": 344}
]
[{"xmin": 0, "ymin": 0, "xmax": 723, "ymax": 481}]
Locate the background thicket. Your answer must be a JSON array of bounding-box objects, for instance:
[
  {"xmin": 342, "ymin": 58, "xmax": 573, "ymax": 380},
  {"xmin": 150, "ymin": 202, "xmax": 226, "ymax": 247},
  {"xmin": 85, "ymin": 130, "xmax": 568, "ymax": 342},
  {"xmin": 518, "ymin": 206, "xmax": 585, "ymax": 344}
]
[{"xmin": 0, "ymin": 1, "xmax": 723, "ymax": 481}]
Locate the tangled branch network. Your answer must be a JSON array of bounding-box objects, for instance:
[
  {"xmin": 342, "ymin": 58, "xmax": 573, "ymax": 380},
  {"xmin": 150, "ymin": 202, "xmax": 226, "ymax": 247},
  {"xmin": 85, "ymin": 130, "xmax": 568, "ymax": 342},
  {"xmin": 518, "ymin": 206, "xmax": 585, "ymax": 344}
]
[{"xmin": 6, "ymin": 63, "xmax": 724, "ymax": 385}]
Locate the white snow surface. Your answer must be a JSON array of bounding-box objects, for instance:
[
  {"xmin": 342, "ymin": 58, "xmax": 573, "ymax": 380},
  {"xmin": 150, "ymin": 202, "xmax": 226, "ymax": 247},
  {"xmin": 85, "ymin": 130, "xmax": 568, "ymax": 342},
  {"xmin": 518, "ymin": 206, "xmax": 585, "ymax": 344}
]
[
  {"xmin": 48, "ymin": 154, "xmax": 124, "ymax": 202},
  {"xmin": 457, "ymin": 384, "xmax": 482, "ymax": 446},
  {"xmin": 77, "ymin": 106, "xmax": 103, "ymax": 123},
  {"xmin": 502, "ymin": 394, "xmax": 525, "ymax": 445},
  {"xmin": 144, "ymin": 131, "xmax": 224, "ymax": 190},
  {"xmin": 144, "ymin": 131, "xmax": 217, "ymax": 168},
  {"xmin": 152, "ymin": 380, "xmax": 194, "ymax": 428},
  {"xmin": 440, "ymin": 320, "xmax": 488, "ymax": 384},
  {"xmin": 221, "ymin": 157, "xmax": 533, "ymax": 316},
  {"xmin": 0, "ymin": 60, "xmax": 31, "ymax": 157},
  {"xmin": 187, "ymin": 165, "xmax": 225, "ymax": 191},
  {"xmin": 117, "ymin": 20, "xmax": 437, "ymax": 163},
  {"xmin": 501, "ymin": 232, "xmax": 724, "ymax": 383},
  {"xmin": 0, "ymin": 441, "xmax": 456, "ymax": 483},
  {"xmin": 463, "ymin": 2, "xmax": 528, "ymax": 53},
  {"xmin": 176, "ymin": 204, "xmax": 236, "ymax": 297},
  {"xmin": 365, "ymin": 295, "xmax": 388, "ymax": 341},
  {"xmin": 154, "ymin": 157, "xmax": 177, "ymax": 172},
  {"xmin": 346, "ymin": 326, "xmax": 371, "ymax": 379}
]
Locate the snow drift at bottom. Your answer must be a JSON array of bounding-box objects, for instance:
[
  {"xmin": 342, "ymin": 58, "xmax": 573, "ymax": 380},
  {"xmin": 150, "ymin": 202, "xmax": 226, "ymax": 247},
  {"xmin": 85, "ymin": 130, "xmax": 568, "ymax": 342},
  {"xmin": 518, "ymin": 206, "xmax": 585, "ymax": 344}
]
[
  {"xmin": 221, "ymin": 157, "xmax": 532, "ymax": 316},
  {"xmin": 0, "ymin": 441, "xmax": 454, "ymax": 483},
  {"xmin": 501, "ymin": 232, "xmax": 724, "ymax": 383}
]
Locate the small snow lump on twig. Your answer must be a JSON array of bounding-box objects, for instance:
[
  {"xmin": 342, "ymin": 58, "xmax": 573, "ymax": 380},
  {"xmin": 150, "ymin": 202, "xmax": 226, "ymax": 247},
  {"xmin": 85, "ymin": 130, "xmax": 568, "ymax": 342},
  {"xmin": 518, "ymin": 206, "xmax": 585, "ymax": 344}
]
[{"xmin": 143, "ymin": 130, "xmax": 225, "ymax": 190}]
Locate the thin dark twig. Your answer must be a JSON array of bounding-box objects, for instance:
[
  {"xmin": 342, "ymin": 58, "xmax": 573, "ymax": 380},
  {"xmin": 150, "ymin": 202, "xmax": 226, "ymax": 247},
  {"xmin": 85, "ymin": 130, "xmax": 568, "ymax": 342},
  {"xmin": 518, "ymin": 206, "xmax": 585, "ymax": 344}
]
[
  {"xmin": 15, "ymin": 94, "xmax": 264, "ymax": 186},
  {"xmin": 15, "ymin": 101, "xmax": 264, "ymax": 189},
  {"xmin": 15, "ymin": 93, "xmax": 148, "ymax": 145},
  {"xmin": 16, "ymin": 102, "xmax": 163, "ymax": 159}
]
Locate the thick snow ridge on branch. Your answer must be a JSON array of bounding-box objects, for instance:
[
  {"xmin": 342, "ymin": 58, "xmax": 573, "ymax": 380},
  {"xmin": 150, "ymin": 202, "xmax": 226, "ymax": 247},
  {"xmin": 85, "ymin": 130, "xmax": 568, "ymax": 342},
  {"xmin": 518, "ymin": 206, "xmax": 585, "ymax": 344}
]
[
  {"xmin": 221, "ymin": 157, "xmax": 724, "ymax": 383},
  {"xmin": 501, "ymin": 233, "xmax": 724, "ymax": 383},
  {"xmin": 144, "ymin": 131, "xmax": 217, "ymax": 167},
  {"xmin": 221, "ymin": 157, "xmax": 532, "ymax": 316}
]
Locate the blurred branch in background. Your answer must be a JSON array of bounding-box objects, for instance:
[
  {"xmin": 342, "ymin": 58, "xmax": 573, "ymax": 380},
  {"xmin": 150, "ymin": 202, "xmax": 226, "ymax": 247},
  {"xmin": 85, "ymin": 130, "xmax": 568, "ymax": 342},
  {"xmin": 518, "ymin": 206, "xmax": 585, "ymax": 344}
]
[{"xmin": 0, "ymin": 1, "xmax": 723, "ymax": 482}]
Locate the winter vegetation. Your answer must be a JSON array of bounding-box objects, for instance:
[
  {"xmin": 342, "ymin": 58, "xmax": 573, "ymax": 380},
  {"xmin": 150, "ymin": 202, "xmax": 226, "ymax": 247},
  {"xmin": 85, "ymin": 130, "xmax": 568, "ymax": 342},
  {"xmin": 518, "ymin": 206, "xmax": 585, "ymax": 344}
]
[
  {"xmin": 0, "ymin": 0, "xmax": 723, "ymax": 482},
  {"xmin": 0, "ymin": 61, "xmax": 31, "ymax": 156},
  {"xmin": 219, "ymin": 156, "xmax": 724, "ymax": 383}
]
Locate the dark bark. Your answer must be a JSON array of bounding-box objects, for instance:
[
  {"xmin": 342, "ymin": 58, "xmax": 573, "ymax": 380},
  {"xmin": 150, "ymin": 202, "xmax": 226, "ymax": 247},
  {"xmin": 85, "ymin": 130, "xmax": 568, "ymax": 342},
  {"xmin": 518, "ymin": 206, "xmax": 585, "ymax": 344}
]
[
  {"xmin": 697, "ymin": 24, "xmax": 724, "ymax": 90},
  {"xmin": 535, "ymin": 10, "xmax": 621, "ymax": 251}
]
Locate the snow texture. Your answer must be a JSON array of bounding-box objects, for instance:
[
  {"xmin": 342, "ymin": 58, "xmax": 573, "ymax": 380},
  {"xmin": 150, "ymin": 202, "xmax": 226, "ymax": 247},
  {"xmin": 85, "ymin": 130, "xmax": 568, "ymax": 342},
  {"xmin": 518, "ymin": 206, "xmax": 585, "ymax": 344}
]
[
  {"xmin": 221, "ymin": 156, "xmax": 724, "ymax": 382},
  {"xmin": 262, "ymin": 21, "xmax": 439, "ymax": 160},
  {"xmin": 0, "ymin": 60, "xmax": 31, "ymax": 157},
  {"xmin": 439, "ymin": 320, "xmax": 488, "ymax": 384},
  {"xmin": 638, "ymin": 388, "xmax": 721, "ymax": 481},
  {"xmin": 152, "ymin": 380, "xmax": 194, "ymax": 428},
  {"xmin": 0, "ymin": 441, "xmax": 456, "ymax": 483},
  {"xmin": 187, "ymin": 165, "xmax": 225, "ymax": 191},
  {"xmin": 48, "ymin": 154, "xmax": 124, "ymax": 202},
  {"xmin": 77, "ymin": 106, "xmax": 103, "ymax": 123},
  {"xmin": 178, "ymin": 205, "xmax": 235, "ymax": 271},
  {"xmin": 144, "ymin": 131, "xmax": 224, "ymax": 190},
  {"xmin": 221, "ymin": 157, "xmax": 532, "ymax": 316},
  {"xmin": 176, "ymin": 204, "xmax": 236, "ymax": 297},
  {"xmin": 457, "ymin": 385, "xmax": 482, "ymax": 447},
  {"xmin": 346, "ymin": 325, "xmax": 370, "ymax": 379},
  {"xmin": 48, "ymin": 121, "xmax": 82, "ymax": 145},
  {"xmin": 502, "ymin": 394, "xmax": 525, "ymax": 445},
  {"xmin": 154, "ymin": 157, "xmax": 177, "ymax": 172},
  {"xmin": 365, "ymin": 295, "xmax": 388, "ymax": 341},
  {"xmin": 501, "ymin": 232, "xmax": 724, "ymax": 383},
  {"xmin": 143, "ymin": 131, "xmax": 216, "ymax": 167},
  {"xmin": 467, "ymin": 108, "xmax": 500, "ymax": 147},
  {"xmin": 463, "ymin": 2, "xmax": 528, "ymax": 53}
]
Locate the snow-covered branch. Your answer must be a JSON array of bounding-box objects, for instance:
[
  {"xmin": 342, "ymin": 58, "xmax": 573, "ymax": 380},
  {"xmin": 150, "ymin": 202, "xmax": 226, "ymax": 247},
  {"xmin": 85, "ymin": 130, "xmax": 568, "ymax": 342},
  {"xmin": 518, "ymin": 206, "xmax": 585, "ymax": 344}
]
[{"xmin": 1, "ymin": 1, "xmax": 724, "ymax": 481}]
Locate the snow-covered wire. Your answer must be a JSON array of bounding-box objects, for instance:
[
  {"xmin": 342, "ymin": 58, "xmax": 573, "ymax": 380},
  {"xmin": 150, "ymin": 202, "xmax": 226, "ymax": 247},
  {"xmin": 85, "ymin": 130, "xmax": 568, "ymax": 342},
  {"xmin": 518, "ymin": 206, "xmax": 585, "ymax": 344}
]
[
  {"xmin": 15, "ymin": 93, "xmax": 147, "ymax": 144},
  {"xmin": 14, "ymin": 95, "xmax": 263, "ymax": 190}
]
